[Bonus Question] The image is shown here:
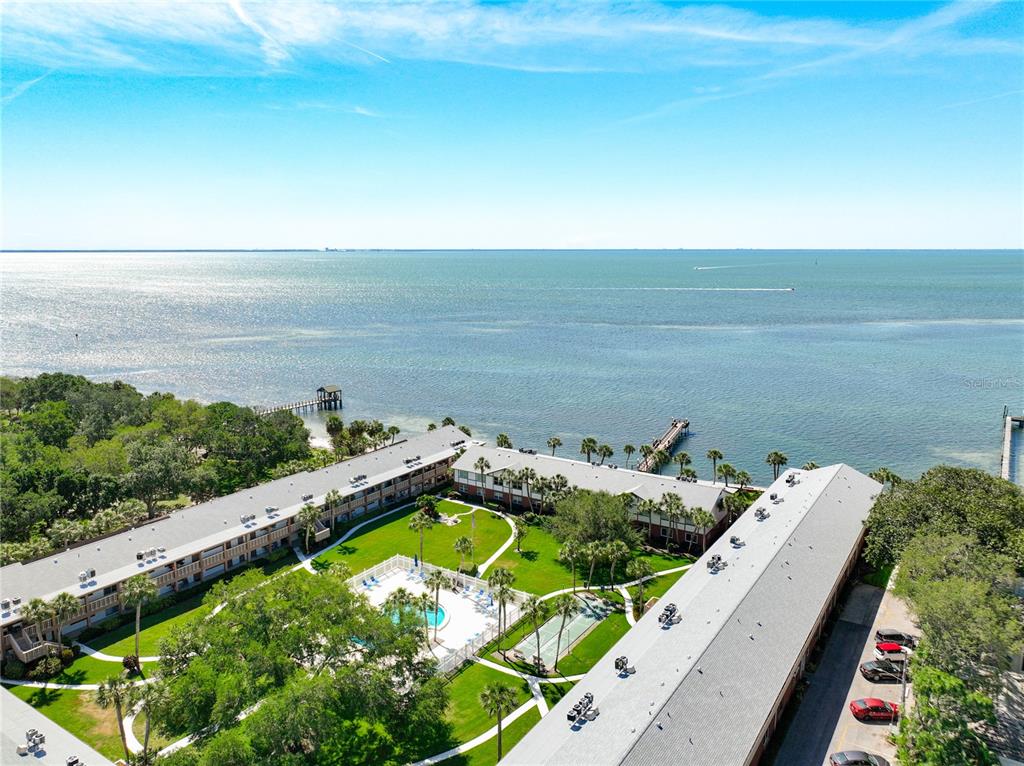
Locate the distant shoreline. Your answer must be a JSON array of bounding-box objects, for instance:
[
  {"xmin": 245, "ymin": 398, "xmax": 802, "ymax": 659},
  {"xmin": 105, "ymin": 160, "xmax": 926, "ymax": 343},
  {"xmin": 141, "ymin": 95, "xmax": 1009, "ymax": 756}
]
[{"xmin": 2, "ymin": 248, "xmax": 1022, "ymax": 254}]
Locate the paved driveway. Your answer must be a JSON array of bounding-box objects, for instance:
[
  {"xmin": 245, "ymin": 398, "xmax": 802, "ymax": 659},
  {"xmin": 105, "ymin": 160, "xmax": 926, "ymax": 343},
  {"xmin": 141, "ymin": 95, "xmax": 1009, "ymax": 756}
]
[{"xmin": 771, "ymin": 583, "xmax": 916, "ymax": 766}]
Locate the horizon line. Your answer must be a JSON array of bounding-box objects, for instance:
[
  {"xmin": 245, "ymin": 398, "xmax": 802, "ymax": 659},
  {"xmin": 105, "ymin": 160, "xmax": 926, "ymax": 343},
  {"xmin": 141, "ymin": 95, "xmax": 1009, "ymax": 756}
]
[{"xmin": 3, "ymin": 248, "xmax": 1023, "ymax": 254}]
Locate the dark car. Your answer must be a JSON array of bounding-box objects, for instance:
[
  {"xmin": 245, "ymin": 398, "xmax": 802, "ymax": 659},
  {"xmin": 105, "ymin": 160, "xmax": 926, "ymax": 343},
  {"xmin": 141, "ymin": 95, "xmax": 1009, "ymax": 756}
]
[
  {"xmin": 860, "ymin": 659, "xmax": 908, "ymax": 683},
  {"xmin": 850, "ymin": 697, "xmax": 899, "ymax": 722},
  {"xmin": 829, "ymin": 751, "xmax": 891, "ymax": 766},
  {"xmin": 874, "ymin": 628, "xmax": 916, "ymax": 647}
]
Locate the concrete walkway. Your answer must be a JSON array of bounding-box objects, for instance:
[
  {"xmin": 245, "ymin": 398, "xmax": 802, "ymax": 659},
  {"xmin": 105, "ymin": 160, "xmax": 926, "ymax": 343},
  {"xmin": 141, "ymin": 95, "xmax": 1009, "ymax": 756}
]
[
  {"xmin": 0, "ymin": 676, "xmax": 155, "ymax": 691},
  {"xmin": 408, "ymin": 697, "xmax": 540, "ymax": 766},
  {"xmin": 75, "ymin": 641, "xmax": 160, "ymax": 665}
]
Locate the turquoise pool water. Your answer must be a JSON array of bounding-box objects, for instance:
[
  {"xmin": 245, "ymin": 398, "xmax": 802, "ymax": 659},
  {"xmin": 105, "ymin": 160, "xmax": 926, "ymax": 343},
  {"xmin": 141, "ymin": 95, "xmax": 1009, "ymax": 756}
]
[{"xmin": 393, "ymin": 605, "xmax": 446, "ymax": 628}]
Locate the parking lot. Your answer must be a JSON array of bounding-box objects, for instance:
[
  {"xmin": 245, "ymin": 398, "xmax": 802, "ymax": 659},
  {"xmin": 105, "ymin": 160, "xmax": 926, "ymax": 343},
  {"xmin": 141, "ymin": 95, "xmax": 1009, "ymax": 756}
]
[{"xmin": 771, "ymin": 582, "xmax": 917, "ymax": 766}]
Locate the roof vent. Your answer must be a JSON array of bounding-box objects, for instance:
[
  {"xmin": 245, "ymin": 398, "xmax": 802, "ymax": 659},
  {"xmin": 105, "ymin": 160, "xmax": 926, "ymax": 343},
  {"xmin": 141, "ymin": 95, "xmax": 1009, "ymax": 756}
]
[{"xmin": 729, "ymin": 536, "xmax": 744, "ymax": 547}]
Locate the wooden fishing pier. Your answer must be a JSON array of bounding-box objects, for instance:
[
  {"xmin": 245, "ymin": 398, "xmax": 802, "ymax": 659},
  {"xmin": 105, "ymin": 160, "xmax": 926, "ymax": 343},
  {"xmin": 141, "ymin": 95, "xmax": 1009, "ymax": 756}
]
[
  {"xmin": 636, "ymin": 417, "xmax": 690, "ymax": 472},
  {"xmin": 999, "ymin": 406, "xmax": 1023, "ymax": 482},
  {"xmin": 253, "ymin": 385, "xmax": 342, "ymax": 417}
]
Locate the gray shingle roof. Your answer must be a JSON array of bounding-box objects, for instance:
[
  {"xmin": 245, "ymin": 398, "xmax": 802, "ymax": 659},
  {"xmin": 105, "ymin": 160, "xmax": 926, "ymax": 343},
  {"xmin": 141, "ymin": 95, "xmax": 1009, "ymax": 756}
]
[
  {"xmin": 504, "ymin": 464, "xmax": 880, "ymax": 766},
  {"xmin": 0, "ymin": 426, "xmax": 469, "ymax": 620}
]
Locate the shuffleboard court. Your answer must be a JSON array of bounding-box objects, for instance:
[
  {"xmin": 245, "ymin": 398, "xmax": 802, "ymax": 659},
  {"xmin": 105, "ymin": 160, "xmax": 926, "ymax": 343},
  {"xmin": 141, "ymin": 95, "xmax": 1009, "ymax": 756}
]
[{"xmin": 514, "ymin": 592, "xmax": 612, "ymax": 668}]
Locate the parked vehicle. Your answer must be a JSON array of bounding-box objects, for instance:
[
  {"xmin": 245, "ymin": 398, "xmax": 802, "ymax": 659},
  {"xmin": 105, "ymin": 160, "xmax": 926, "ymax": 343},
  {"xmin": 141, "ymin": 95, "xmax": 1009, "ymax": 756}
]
[
  {"xmin": 874, "ymin": 628, "xmax": 917, "ymax": 648},
  {"xmin": 860, "ymin": 659, "xmax": 908, "ymax": 683},
  {"xmin": 849, "ymin": 698, "xmax": 899, "ymax": 722},
  {"xmin": 873, "ymin": 642, "xmax": 910, "ymax": 663},
  {"xmin": 829, "ymin": 751, "xmax": 891, "ymax": 766}
]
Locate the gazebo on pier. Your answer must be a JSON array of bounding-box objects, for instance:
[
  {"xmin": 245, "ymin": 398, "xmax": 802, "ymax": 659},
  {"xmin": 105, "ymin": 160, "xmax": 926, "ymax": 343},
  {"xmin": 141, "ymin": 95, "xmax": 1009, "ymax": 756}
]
[{"xmin": 316, "ymin": 385, "xmax": 343, "ymax": 411}]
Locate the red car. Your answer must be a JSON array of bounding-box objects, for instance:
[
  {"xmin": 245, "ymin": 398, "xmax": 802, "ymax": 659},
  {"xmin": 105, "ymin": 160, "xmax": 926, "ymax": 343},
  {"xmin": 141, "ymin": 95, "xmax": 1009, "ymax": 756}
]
[
  {"xmin": 850, "ymin": 698, "xmax": 899, "ymax": 722},
  {"xmin": 873, "ymin": 642, "xmax": 909, "ymax": 662}
]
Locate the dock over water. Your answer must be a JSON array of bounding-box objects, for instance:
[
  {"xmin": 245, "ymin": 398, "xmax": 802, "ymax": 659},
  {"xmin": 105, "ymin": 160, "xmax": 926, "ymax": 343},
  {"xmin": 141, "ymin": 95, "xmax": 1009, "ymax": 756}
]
[
  {"xmin": 1000, "ymin": 409, "xmax": 1023, "ymax": 483},
  {"xmin": 253, "ymin": 385, "xmax": 342, "ymax": 417},
  {"xmin": 637, "ymin": 417, "xmax": 690, "ymax": 472}
]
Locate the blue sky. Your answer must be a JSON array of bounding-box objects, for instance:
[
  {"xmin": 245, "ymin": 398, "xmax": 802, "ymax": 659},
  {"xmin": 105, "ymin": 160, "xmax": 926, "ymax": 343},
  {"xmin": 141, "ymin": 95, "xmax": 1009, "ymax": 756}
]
[{"xmin": 1, "ymin": 1, "xmax": 1021, "ymax": 249}]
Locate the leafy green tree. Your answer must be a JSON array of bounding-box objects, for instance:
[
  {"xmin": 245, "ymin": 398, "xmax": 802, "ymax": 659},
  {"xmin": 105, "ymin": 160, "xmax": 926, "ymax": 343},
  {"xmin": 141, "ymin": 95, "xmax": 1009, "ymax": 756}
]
[
  {"xmin": 22, "ymin": 400, "xmax": 76, "ymax": 448},
  {"xmin": 660, "ymin": 492, "xmax": 684, "ymax": 551},
  {"xmin": 865, "ymin": 466, "xmax": 1024, "ymax": 571},
  {"xmin": 605, "ymin": 540, "xmax": 630, "ymax": 586},
  {"xmin": 122, "ymin": 573, "xmax": 158, "ymax": 665},
  {"xmin": 198, "ymin": 728, "xmax": 254, "ymax": 766},
  {"xmin": 132, "ymin": 679, "xmax": 167, "ymax": 760},
  {"xmin": 22, "ymin": 598, "xmax": 53, "ymax": 644},
  {"xmin": 408, "ymin": 510, "xmax": 434, "ymax": 563},
  {"xmin": 319, "ymin": 718, "xmax": 398, "ymax": 766},
  {"xmin": 597, "ymin": 444, "xmax": 614, "ymax": 464},
  {"xmin": 547, "ymin": 436, "xmax": 562, "ymax": 455},
  {"xmin": 479, "ymin": 682, "xmax": 519, "ymax": 762},
  {"xmin": 550, "ymin": 490, "xmax": 640, "ymax": 552},
  {"xmin": 559, "ymin": 540, "xmax": 582, "ymax": 592},
  {"xmin": 896, "ymin": 664, "xmax": 999, "ymax": 766},
  {"xmin": 496, "ymin": 433, "xmax": 513, "ymax": 449},
  {"xmin": 635, "ymin": 498, "xmax": 659, "ymax": 544},
  {"xmin": 583, "ymin": 541, "xmax": 605, "ymax": 588},
  {"xmin": 95, "ymin": 675, "xmax": 133, "ymax": 761},
  {"xmin": 441, "ymin": 417, "xmax": 456, "ymax": 426},
  {"xmin": 415, "ymin": 493, "xmax": 437, "ymax": 518},
  {"xmin": 706, "ymin": 448, "xmax": 723, "ymax": 483},
  {"xmin": 626, "ymin": 559, "xmax": 654, "ymax": 615},
  {"xmin": 801, "ymin": 461, "xmax": 819, "ymax": 471},
  {"xmin": 513, "ymin": 516, "xmax": 530, "ymax": 553},
  {"xmin": 126, "ymin": 435, "xmax": 190, "ymax": 519},
  {"xmin": 690, "ymin": 508, "xmax": 717, "ymax": 553}
]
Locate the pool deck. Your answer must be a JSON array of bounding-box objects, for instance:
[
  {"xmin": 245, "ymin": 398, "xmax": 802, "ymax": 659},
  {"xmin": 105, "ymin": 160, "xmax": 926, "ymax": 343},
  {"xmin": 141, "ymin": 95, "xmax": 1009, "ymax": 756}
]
[{"xmin": 361, "ymin": 568, "xmax": 501, "ymax": 664}]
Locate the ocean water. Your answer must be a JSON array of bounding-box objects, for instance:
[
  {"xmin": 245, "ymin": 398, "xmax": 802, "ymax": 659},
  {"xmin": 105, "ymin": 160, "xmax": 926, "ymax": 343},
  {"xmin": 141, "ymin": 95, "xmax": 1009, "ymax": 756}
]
[{"xmin": 1, "ymin": 250, "xmax": 1021, "ymax": 484}]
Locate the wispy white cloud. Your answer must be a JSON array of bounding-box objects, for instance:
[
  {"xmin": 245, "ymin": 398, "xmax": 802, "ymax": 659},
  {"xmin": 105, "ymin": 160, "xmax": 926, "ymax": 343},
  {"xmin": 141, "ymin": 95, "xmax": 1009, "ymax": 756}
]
[
  {"xmin": 0, "ymin": 0, "xmax": 1017, "ymax": 79},
  {"xmin": 1, "ymin": 69, "xmax": 55, "ymax": 105},
  {"xmin": 940, "ymin": 87, "xmax": 1024, "ymax": 109}
]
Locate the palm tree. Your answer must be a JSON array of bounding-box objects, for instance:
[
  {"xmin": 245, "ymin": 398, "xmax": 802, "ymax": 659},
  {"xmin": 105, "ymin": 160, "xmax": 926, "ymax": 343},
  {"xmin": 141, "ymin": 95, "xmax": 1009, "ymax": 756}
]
[
  {"xmin": 661, "ymin": 492, "xmax": 684, "ymax": 551},
  {"xmin": 132, "ymin": 679, "xmax": 166, "ymax": 761},
  {"xmin": 653, "ymin": 449, "xmax": 670, "ymax": 471},
  {"xmin": 706, "ymin": 449, "xmax": 724, "ymax": 484},
  {"xmin": 387, "ymin": 425, "xmax": 401, "ymax": 445},
  {"xmin": 96, "ymin": 676, "xmax": 133, "ymax": 761},
  {"xmin": 442, "ymin": 416, "xmax": 456, "ymax": 426},
  {"xmin": 408, "ymin": 511, "xmax": 434, "ymax": 564},
  {"xmin": 639, "ymin": 443, "xmax": 654, "ymax": 468},
  {"xmin": 425, "ymin": 569, "xmax": 449, "ymax": 641},
  {"xmin": 427, "ymin": 422, "xmax": 437, "ymax": 431},
  {"xmin": 626, "ymin": 559, "xmax": 654, "ymax": 615},
  {"xmin": 605, "ymin": 540, "xmax": 630, "ymax": 586},
  {"xmin": 414, "ymin": 592, "xmax": 434, "ymax": 646},
  {"xmin": 717, "ymin": 462, "xmax": 736, "ymax": 487},
  {"xmin": 584, "ymin": 541, "xmax": 605, "ymax": 588},
  {"xmin": 454, "ymin": 535, "xmax": 473, "ymax": 572},
  {"xmin": 415, "ymin": 493, "xmax": 437, "ymax": 518},
  {"xmin": 869, "ymin": 467, "xmax": 903, "ymax": 487},
  {"xmin": 487, "ymin": 567, "xmax": 515, "ymax": 657},
  {"xmin": 324, "ymin": 488, "xmax": 342, "ymax": 532},
  {"xmin": 479, "ymin": 682, "xmax": 519, "ymax": 762},
  {"xmin": 49, "ymin": 591, "xmax": 80, "ymax": 653},
  {"xmin": 22, "ymin": 598, "xmax": 53, "ymax": 645},
  {"xmin": 519, "ymin": 467, "xmax": 538, "ymax": 511},
  {"xmin": 547, "ymin": 436, "xmax": 562, "ymax": 455},
  {"xmin": 674, "ymin": 451, "xmax": 692, "ymax": 476},
  {"xmin": 597, "ymin": 444, "xmax": 613, "ymax": 465},
  {"xmin": 802, "ymin": 461, "xmax": 819, "ymax": 471},
  {"xmin": 496, "ymin": 433, "xmax": 513, "ymax": 449},
  {"xmin": 766, "ymin": 451, "xmax": 788, "ymax": 480},
  {"xmin": 513, "ymin": 517, "xmax": 530, "ymax": 553},
  {"xmin": 504, "ymin": 468, "xmax": 521, "ymax": 514},
  {"xmin": 735, "ymin": 470, "xmax": 751, "ymax": 489},
  {"xmin": 473, "ymin": 456, "xmax": 491, "ymax": 501},
  {"xmin": 533, "ymin": 476, "xmax": 550, "ymax": 513},
  {"xmin": 636, "ymin": 498, "xmax": 659, "ymax": 544},
  {"xmin": 552, "ymin": 594, "xmax": 579, "ymax": 672},
  {"xmin": 522, "ymin": 595, "xmax": 548, "ymax": 672},
  {"xmin": 559, "ymin": 540, "xmax": 582, "ymax": 592},
  {"xmin": 298, "ymin": 502, "xmax": 321, "ymax": 553},
  {"xmin": 679, "ymin": 467, "xmax": 698, "ymax": 481},
  {"xmin": 121, "ymin": 574, "xmax": 157, "ymax": 665},
  {"xmin": 383, "ymin": 586, "xmax": 413, "ymax": 616},
  {"xmin": 690, "ymin": 508, "xmax": 716, "ymax": 553},
  {"xmin": 622, "ymin": 444, "xmax": 636, "ymax": 468},
  {"xmin": 579, "ymin": 437, "xmax": 598, "ymax": 462}
]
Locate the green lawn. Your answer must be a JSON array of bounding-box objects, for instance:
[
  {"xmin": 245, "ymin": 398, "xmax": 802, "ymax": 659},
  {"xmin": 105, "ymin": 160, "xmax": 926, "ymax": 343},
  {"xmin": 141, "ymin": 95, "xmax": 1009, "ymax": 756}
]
[
  {"xmin": 47, "ymin": 653, "xmax": 130, "ymax": 685},
  {"xmin": 78, "ymin": 550, "xmax": 297, "ymax": 659},
  {"xmin": 132, "ymin": 708, "xmax": 176, "ymax": 753},
  {"xmin": 489, "ymin": 523, "xmax": 693, "ymax": 595},
  {"xmin": 6, "ymin": 684, "xmax": 128, "ymax": 762},
  {"xmin": 627, "ymin": 567, "xmax": 691, "ymax": 619},
  {"xmin": 405, "ymin": 662, "xmax": 533, "ymax": 762},
  {"xmin": 439, "ymin": 707, "xmax": 542, "ymax": 766},
  {"xmin": 314, "ymin": 500, "xmax": 511, "ymax": 574},
  {"xmin": 85, "ymin": 593, "xmax": 211, "ymax": 657},
  {"xmin": 863, "ymin": 563, "xmax": 894, "ymax": 589}
]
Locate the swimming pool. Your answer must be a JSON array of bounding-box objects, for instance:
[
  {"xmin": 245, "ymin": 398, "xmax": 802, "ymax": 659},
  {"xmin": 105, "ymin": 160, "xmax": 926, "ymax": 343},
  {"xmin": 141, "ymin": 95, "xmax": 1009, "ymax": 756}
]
[{"xmin": 393, "ymin": 605, "xmax": 447, "ymax": 628}]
